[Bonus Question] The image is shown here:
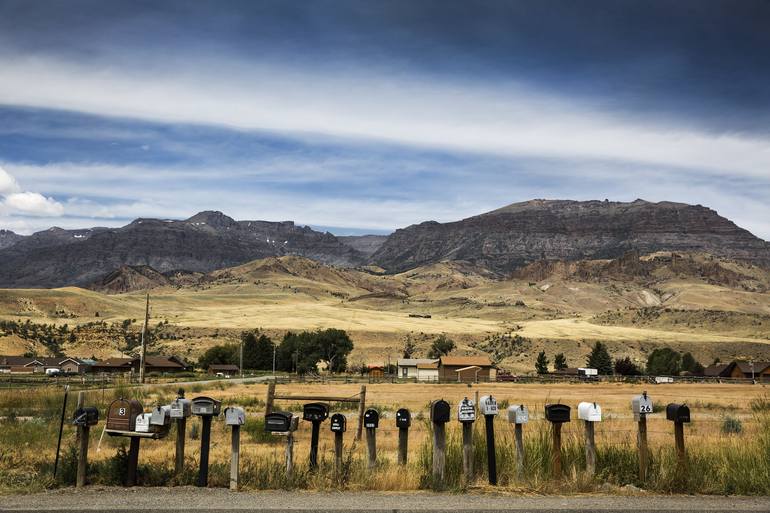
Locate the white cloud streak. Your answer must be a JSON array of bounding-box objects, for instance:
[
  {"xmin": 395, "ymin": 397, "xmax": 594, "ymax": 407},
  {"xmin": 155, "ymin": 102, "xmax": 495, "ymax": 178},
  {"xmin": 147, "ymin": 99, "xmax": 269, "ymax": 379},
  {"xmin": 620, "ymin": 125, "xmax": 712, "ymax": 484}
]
[
  {"xmin": 0, "ymin": 166, "xmax": 65, "ymax": 222},
  {"xmin": 1, "ymin": 55, "xmax": 769, "ymax": 180}
]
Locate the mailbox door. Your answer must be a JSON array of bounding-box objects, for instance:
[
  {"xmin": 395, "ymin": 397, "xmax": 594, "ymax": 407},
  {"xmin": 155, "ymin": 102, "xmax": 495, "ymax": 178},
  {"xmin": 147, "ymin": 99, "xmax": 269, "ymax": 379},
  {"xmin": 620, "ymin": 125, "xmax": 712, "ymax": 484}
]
[
  {"xmin": 303, "ymin": 403, "xmax": 329, "ymax": 422},
  {"xmin": 330, "ymin": 413, "xmax": 347, "ymax": 432},
  {"xmin": 396, "ymin": 408, "xmax": 411, "ymax": 429},
  {"xmin": 107, "ymin": 398, "xmax": 142, "ymax": 431},
  {"xmin": 458, "ymin": 399, "xmax": 476, "ymax": 423},
  {"xmin": 265, "ymin": 412, "xmax": 292, "ymax": 432},
  {"xmin": 545, "ymin": 404, "xmax": 571, "ymax": 423},
  {"xmin": 480, "ymin": 395, "xmax": 498, "ymax": 416},
  {"xmin": 430, "ymin": 400, "xmax": 450, "ymax": 423},
  {"xmin": 364, "ymin": 409, "xmax": 379, "ymax": 429}
]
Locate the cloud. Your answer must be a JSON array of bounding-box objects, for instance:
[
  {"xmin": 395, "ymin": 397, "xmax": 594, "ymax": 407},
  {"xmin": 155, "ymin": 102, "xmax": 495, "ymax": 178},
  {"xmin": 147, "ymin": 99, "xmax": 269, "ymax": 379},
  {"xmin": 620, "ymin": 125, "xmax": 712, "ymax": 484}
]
[
  {"xmin": 0, "ymin": 166, "xmax": 64, "ymax": 221},
  {"xmin": 1, "ymin": 56, "xmax": 770, "ymax": 182}
]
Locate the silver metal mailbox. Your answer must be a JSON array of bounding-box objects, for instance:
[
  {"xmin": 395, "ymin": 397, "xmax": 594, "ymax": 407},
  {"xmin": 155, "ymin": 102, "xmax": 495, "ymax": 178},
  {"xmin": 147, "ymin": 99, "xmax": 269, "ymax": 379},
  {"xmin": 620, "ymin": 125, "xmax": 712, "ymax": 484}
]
[
  {"xmin": 479, "ymin": 395, "xmax": 499, "ymax": 416},
  {"xmin": 457, "ymin": 397, "xmax": 476, "ymax": 423},
  {"xmin": 170, "ymin": 398, "xmax": 192, "ymax": 419},
  {"xmin": 150, "ymin": 405, "xmax": 172, "ymax": 426},
  {"xmin": 224, "ymin": 406, "xmax": 246, "ymax": 426},
  {"xmin": 191, "ymin": 396, "xmax": 221, "ymax": 417},
  {"xmin": 507, "ymin": 404, "xmax": 529, "ymax": 424},
  {"xmin": 632, "ymin": 392, "xmax": 653, "ymax": 421},
  {"xmin": 135, "ymin": 412, "xmax": 153, "ymax": 433},
  {"xmin": 577, "ymin": 402, "xmax": 602, "ymax": 422}
]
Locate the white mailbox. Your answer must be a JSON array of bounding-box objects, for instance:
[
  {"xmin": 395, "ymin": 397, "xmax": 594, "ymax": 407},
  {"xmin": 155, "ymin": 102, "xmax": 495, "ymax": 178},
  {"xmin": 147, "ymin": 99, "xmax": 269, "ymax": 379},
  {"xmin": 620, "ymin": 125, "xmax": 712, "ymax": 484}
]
[
  {"xmin": 577, "ymin": 402, "xmax": 602, "ymax": 422},
  {"xmin": 170, "ymin": 398, "xmax": 191, "ymax": 419},
  {"xmin": 150, "ymin": 405, "xmax": 172, "ymax": 426},
  {"xmin": 507, "ymin": 404, "xmax": 529, "ymax": 424},
  {"xmin": 479, "ymin": 395, "xmax": 499, "ymax": 416},
  {"xmin": 457, "ymin": 397, "xmax": 476, "ymax": 423},
  {"xmin": 135, "ymin": 412, "xmax": 153, "ymax": 433},
  {"xmin": 225, "ymin": 406, "xmax": 246, "ymax": 426},
  {"xmin": 632, "ymin": 392, "xmax": 653, "ymax": 421}
]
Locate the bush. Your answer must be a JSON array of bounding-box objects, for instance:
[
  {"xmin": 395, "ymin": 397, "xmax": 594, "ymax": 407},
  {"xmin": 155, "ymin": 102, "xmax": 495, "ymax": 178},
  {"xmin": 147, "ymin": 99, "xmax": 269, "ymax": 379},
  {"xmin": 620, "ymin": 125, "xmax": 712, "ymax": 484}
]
[{"xmin": 722, "ymin": 416, "xmax": 743, "ymax": 434}]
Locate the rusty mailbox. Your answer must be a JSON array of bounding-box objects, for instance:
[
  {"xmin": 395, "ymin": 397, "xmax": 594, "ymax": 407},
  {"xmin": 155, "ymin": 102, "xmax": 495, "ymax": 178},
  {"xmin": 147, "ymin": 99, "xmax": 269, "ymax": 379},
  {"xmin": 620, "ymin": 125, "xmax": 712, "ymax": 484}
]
[{"xmin": 106, "ymin": 398, "xmax": 143, "ymax": 432}]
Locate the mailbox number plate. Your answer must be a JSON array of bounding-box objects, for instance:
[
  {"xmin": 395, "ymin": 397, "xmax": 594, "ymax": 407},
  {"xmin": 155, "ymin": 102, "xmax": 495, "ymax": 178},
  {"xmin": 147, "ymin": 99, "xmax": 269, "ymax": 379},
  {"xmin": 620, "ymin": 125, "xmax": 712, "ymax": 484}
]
[
  {"xmin": 118, "ymin": 408, "xmax": 126, "ymax": 416},
  {"xmin": 639, "ymin": 403, "xmax": 652, "ymax": 414}
]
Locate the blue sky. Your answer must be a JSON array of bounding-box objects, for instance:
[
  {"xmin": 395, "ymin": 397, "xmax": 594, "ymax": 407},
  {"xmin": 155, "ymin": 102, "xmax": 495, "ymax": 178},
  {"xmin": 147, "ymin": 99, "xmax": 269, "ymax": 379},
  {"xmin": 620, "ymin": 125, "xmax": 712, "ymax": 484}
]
[{"xmin": 0, "ymin": 0, "xmax": 769, "ymax": 238}]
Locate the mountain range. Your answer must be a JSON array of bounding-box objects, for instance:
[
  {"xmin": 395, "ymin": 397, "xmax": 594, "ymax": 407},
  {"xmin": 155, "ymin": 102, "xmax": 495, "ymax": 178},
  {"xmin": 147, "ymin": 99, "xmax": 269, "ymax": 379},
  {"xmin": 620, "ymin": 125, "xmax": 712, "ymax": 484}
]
[{"xmin": 1, "ymin": 199, "xmax": 768, "ymax": 288}]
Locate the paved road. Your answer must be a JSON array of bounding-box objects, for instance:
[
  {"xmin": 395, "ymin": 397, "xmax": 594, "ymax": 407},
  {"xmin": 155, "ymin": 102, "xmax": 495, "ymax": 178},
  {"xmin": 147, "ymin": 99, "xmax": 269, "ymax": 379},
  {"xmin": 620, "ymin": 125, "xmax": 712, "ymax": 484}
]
[{"xmin": 2, "ymin": 488, "xmax": 769, "ymax": 512}]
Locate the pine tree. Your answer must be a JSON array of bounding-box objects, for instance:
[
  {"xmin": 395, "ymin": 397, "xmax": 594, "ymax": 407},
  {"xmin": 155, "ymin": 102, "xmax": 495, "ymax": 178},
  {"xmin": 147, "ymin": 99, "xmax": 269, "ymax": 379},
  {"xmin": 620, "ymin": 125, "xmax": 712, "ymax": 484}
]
[
  {"xmin": 586, "ymin": 341, "xmax": 613, "ymax": 375},
  {"xmin": 554, "ymin": 353, "xmax": 568, "ymax": 371},
  {"xmin": 535, "ymin": 351, "xmax": 549, "ymax": 374}
]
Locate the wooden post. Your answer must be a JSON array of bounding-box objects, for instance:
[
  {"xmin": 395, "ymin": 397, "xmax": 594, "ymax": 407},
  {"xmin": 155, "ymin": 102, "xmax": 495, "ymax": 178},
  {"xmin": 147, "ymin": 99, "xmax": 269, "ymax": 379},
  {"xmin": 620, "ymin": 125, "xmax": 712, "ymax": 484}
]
[
  {"xmin": 674, "ymin": 421, "xmax": 686, "ymax": 471},
  {"xmin": 398, "ymin": 426, "xmax": 409, "ymax": 466},
  {"xmin": 76, "ymin": 391, "xmax": 89, "ymax": 488},
  {"xmin": 230, "ymin": 424, "xmax": 240, "ymax": 491},
  {"xmin": 309, "ymin": 420, "xmax": 321, "ymax": 470},
  {"xmin": 334, "ymin": 431, "xmax": 344, "ymax": 476},
  {"xmin": 285, "ymin": 432, "xmax": 294, "ymax": 476},
  {"xmin": 584, "ymin": 420, "xmax": 596, "ymax": 477},
  {"xmin": 175, "ymin": 417, "xmax": 186, "ymax": 476},
  {"xmin": 126, "ymin": 437, "xmax": 140, "ymax": 487},
  {"xmin": 637, "ymin": 415, "xmax": 649, "ymax": 481},
  {"xmin": 462, "ymin": 422, "xmax": 473, "ymax": 482},
  {"xmin": 514, "ymin": 423, "xmax": 524, "ymax": 480},
  {"xmin": 356, "ymin": 385, "xmax": 367, "ymax": 441},
  {"xmin": 484, "ymin": 414, "xmax": 497, "ymax": 485},
  {"xmin": 198, "ymin": 416, "xmax": 212, "ymax": 487},
  {"xmin": 366, "ymin": 427, "xmax": 377, "ymax": 469},
  {"xmin": 432, "ymin": 422, "xmax": 446, "ymax": 485},
  {"xmin": 551, "ymin": 422, "xmax": 562, "ymax": 478},
  {"xmin": 265, "ymin": 381, "xmax": 276, "ymax": 415}
]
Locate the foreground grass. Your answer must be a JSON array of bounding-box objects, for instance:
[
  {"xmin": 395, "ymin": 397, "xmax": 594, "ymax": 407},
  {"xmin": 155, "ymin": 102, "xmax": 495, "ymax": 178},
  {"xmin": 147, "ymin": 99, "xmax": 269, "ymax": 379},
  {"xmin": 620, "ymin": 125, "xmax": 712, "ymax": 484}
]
[{"xmin": 1, "ymin": 384, "xmax": 769, "ymax": 495}]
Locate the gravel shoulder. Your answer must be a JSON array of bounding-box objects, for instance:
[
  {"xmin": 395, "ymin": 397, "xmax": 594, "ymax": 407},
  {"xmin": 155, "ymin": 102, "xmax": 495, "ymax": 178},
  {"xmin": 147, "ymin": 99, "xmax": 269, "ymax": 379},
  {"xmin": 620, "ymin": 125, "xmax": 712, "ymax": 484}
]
[{"xmin": 1, "ymin": 488, "xmax": 769, "ymax": 512}]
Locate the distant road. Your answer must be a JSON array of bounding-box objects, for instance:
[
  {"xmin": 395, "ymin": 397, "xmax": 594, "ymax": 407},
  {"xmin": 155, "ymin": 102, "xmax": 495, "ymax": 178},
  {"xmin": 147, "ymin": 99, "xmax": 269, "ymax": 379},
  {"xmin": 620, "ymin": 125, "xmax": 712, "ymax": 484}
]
[{"xmin": 2, "ymin": 488, "xmax": 769, "ymax": 512}]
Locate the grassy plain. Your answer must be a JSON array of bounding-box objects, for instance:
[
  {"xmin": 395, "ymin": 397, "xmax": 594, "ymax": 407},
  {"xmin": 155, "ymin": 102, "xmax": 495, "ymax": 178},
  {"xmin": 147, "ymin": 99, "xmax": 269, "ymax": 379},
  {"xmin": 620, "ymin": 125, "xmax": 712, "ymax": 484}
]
[{"xmin": 1, "ymin": 381, "xmax": 769, "ymax": 495}]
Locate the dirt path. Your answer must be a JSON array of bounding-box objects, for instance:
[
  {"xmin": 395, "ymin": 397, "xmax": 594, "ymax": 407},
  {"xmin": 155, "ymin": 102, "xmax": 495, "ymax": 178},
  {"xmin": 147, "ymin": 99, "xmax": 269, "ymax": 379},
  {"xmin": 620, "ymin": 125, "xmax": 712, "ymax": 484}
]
[{"xmin": 1, "ymin": 488, "xmax": 769, "ymax": 512}]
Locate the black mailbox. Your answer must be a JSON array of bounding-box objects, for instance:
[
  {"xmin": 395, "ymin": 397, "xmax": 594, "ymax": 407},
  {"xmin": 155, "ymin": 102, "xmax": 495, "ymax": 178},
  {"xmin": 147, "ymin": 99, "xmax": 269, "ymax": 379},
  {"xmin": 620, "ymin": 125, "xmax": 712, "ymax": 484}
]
[
  {"xmin": 666, "ymin": 403, "xmax": 690, "ymax": 423},
  {"xmin": 364, "ymin": 409, "xmax": 379, "ymax": 429},
  {"xmin": 395, "ymin": 408, "xmax": 411, "ymax": 429},
  {"xmin": 430, "ymin": 399, "xmax": 450, "ymax": 424},
  {"xmin": 73, "ymin": 406, "xmax": 99, "ymax": 427},
  {"xmin": 303, "ymin": 403, "xmax": 329, "ymax": 422},
  {"xmin": 265, "ymin": 411, "xmax": 294, "ymax": 432},
  {"xmin": 545, "ymin": 403, "xmax": 571, "ymax": 423},
  {"xmin": 330, "ymin": 413, "xmax": 347, "ymax": 433}
]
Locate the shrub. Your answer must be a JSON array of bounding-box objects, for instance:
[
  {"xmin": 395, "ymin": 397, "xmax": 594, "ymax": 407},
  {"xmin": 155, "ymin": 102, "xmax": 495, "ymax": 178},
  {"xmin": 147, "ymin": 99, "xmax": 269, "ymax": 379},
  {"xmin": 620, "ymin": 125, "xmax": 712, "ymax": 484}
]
[{"xmin": 722, "ymin": 416, "xmax": 743, "ymax": 434}]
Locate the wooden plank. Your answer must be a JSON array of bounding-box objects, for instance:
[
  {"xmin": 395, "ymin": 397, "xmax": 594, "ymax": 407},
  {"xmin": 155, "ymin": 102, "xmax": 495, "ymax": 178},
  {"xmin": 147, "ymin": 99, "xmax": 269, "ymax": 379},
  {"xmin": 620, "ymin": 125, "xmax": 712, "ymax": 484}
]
[
  {"xmin": 334, "ymin": 431, "xmax": 344, "ymax": 476},
  {"xmin": 126, "ymin": 436, "xmax": 140, "ymax": 487},
  {"xmin": 584, "ymin": 420, "xmax": 596, "ymax": 477},
  {"xmin": 637, "ymin": 416, "xmax": 649, "ymax": 481},
  {"xmin": 175, "ymin": 418, "xmax": 186, "ymax": 476},
  {"xmin": 398, "ymin": 427, "xmax": 409, "ymax": 466},
  {"xmin": 514, "ymin": 423, "xmax": 524, "ymax": 480},
  {"xmin": 285, "ymin": 432, "xmax": 294, "ymax": 476},
  {"xmin": 462, "ymin": 422, "xmax": 473, "ymax": 482},
  {"xmin": 675, "ymin": 421, "xmax": 687, "ymax": 471},
  {"xmin": 265, "ymin": 381, "xmax": 276, "ymax": 415},
  {"xmin": 273, "ymin": 394, "xmax": 360, "ymax": 403},
  {"xmin": 551, "ymin": 422, "xmax": 562, "ymax": 478},
  {"xmin": 366, "ymin": 427, "xmax": 377, "ymax": 469},
  {"xmin": 230, "ymin": 425, "xmax": 240, "ymax": 491},
  {"xmin": 432, "ymin": 422, "xmax": 446, "ymax": 486}
]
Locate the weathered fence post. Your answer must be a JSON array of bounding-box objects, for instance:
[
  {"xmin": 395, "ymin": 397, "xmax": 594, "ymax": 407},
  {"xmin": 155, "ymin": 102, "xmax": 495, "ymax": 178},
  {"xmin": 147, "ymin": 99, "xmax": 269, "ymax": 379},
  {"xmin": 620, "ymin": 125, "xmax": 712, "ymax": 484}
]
[
  {"xmin": 577, "ymin": 402, "xmax": 601, "ymax": 477},
  {"xmin": 430, "ymin": 400, "xmax": 450, "ymax": 486},
  {"xmin": 286, "ymin": 431, "xmax": 295, "ymax": 476},
  {"xmin": 364, "ymin": 408, "xmax": 379, "ymax": 469},
  {"xmin": 632, "ymin": 392, "xmax": 653, "ymax": 481},
  {"xmin": 396, "ymin": 408, "xmax": 411, "ymax": 466},
  {"xmin": 545, "ymin": 404, "xmax": 571, "ymax": 479},
  {"xmin": 507, "ymin": 405, "xmax": 529, "ymax": 480},
  {"xmin": 171, "ymin": 389, "xmax": 190, "ymax": 477},
  {"xmin": 480, "ymin": 395, "xmax": 499, "ymax": 485},
  {"xmin": 356, "ymin": 385, "xmax": 367, "ymax": 441},
  {"xmin": 458, "ymin": 397, "xmax": 476, "ymax": 482}
]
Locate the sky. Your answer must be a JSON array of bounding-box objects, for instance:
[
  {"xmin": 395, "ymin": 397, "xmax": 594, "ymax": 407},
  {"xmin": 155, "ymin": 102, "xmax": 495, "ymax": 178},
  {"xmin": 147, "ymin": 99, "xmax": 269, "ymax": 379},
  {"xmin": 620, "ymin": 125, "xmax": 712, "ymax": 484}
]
[{"xmin": 0, "ymin": 0, "xmax": 769, "ymax": 238}]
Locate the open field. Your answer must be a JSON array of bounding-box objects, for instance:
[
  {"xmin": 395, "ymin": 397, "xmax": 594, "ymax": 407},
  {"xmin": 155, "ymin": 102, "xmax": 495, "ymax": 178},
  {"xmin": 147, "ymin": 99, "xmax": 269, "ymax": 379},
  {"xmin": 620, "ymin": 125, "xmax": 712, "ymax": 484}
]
[
  {"xmin": 2, "ymin": 381, "xmax": 769, "ymax": 495},
  {"xmin": 1, "ymin": 255, "xmax": 769, "ymax": 372}
]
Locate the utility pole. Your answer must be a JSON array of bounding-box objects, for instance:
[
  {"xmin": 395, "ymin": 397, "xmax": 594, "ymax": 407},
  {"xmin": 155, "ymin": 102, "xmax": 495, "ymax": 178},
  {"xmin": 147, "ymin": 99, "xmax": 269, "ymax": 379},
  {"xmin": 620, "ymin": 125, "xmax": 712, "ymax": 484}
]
[
  {"xmin": 272, "ymin": 344, "xmax": 277, "ymax": 379},
  {"xmin": 139, "ymin": 293, "xmax": 149, "ymax": 384}
]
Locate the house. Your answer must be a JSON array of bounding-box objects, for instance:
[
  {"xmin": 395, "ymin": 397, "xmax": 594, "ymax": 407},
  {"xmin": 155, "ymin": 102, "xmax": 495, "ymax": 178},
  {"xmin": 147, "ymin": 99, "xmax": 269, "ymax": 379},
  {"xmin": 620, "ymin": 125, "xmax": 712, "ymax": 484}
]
[
  {"xmin": 367, "ymin": 364, "xmax": 384, "ymax": 378},
  {"xmin": 704, "ymin": 361, "xmax": 770, "ymax": 380},
  {"xmin": 397, "ymin": 358, "xmax": 439, "ymax": 379},
  {"xmin": 416, "ymin": 361, "xmax": 439, "ymax": 381},
  {"xmin": 438, "ymin": 355, "xmax": 495, "ymax": 382},
  {"xmin": 0, "ymin": 356, "xmax": 91, "ymax": 374},
  {"xmin": 208, "ymin": 364, "xmax": 240, "ymax": 375},
  {"xmin": 91, "ymin": 355, "xmax": 190, "ymax": 374}
]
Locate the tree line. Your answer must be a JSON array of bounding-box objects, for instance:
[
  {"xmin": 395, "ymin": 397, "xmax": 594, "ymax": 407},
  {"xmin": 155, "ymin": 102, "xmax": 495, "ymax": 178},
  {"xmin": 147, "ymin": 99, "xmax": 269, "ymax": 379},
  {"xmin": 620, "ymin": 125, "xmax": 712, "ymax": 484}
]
[
  {"xmin": 535, "ymin": 342, "xmax": 705, "ymax": 376},
  {"xmin": 198, "ymin": 328, "xmax": 354, "ymax": 373}
]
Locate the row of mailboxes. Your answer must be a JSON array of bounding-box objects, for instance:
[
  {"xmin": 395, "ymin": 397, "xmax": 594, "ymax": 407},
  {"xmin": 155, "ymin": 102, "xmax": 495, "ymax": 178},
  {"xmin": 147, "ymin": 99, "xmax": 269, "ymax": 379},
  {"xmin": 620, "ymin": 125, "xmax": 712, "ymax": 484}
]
[
  {"xmin": 106, "ymin": 396, "xmax": 225, "ymax": 434},
  {"xmin": 73, "ymin": 406, "xmax": 99, "ymax": 427}
]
